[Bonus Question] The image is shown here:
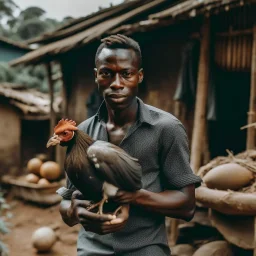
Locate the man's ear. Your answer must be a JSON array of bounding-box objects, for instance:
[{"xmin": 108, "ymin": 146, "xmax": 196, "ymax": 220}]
[
  {"xmin": 138, "ymin": 68, "xmax": 144, "ymax": 84},
  {"xmin": 94, "ymin": 68, "xmax": 98, "ymax": 83}
]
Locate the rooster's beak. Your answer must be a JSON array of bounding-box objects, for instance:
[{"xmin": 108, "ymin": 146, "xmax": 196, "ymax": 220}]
[{"xmin": 46, "ymin": 134, "xmax": 61, "ymax": 148}]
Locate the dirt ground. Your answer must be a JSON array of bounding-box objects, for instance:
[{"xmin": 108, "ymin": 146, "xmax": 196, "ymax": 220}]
[{"xmin": 2, "ymin": 196, "xmax": 80, "ymax": 256}]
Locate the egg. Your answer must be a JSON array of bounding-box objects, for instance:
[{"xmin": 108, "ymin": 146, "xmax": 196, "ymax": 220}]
[
  {"xmin": 27, "ymin": 158, "xmax": 43, "ymax": 175},
  {"xmin": 40, "ymin": 161, "xmax": 61, "ymax": 181},
  {"xmin": 38, "ymin": 178, "xmax": 51, "ymax": 186},
  {"xmin": 25, "ymin": 173, "xmax": 40, "ymax": 184},
  {"xmin": 32, "ymin": 227, "xmax": 57, "ymax": 252}
]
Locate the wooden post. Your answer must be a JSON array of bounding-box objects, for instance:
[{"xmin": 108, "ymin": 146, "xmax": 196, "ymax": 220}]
[
  {"xmin": 247, "ymin": 26, "xmax": 256, "ymax": 150},
  {"xmin": 246, "ymin": 25, "xmax": 256, "ymax": 256},
  {"xmin": 190, "ymin": 17, "xmax": 211, "ymax": 173},
  {"xmin": 55, "ymin": 61, "xmax": 68, "ymax": 170},
  {"xmin": 169, "ymin": 100, "xmax": 187, "ymax": 245},
  {"xmin": 59, "ymin": 61, "xmax": 68, "ymax": 117},
  {"xmin": 46, "ymin": 62, "xmax": 55, "ymax": 160}
]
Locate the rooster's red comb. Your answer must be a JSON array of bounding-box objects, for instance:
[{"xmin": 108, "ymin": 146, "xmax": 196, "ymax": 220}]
[{"xmin": 54, "ymin": 119, "xmax": 78, "ymax": 134}]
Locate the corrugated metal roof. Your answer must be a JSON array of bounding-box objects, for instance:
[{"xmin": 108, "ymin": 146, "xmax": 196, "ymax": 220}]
[
  {"xmin": 149, "ymin": 0, "xmax": 254, "ymax": 20},
  {"xmin": 10, "ymin": 0, "xmax": 167, "ymax": 66}
]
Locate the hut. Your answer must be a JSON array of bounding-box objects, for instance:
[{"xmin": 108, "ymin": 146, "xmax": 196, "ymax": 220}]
[
  {"xmin": 0, "ymin": 83, "xmax": 61, "ymax": 176},
  {"xmin": 10, "ymin": 0, "xmax": 255, "ymax": 166},
  {"xmin": 0, "ymin": 37, "xmax": 31, "ymax": 62},
  {"xmin": 9, "ymin": 0, "xmax": 182, "ymax": 129}
]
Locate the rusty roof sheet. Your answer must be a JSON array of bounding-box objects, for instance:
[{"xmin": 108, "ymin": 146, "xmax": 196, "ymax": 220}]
[
  {"xmin": 149, "ymin": 0, "xmax": 254, "ymax": 20},
  {"xmin": 10, "ymin": 0, "xmax": 167, "ymax": 66}
]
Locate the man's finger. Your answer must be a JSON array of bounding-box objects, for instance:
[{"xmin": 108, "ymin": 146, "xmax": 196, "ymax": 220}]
[
  {"xmin": 71, "ymin": 190, "xmax": 84, "ymax": 200},
  {"xmin": 108, "ymin": 218, "xmax": 125, "ymax": 224},
  {"xmin": 76, "ymin": 200, "xmax": 93, "ymax": 208},
  {"xmin": 81, "ymin": 211, "xmax": 116, "ymax": 222}
]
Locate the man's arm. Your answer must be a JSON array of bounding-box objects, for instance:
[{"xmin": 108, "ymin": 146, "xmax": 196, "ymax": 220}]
[
  {"xmin": 114, "ymin": 121, "xmax": 201, "ymax": 221},
  {"xmin": 114, "ymin": 184, "xmax": 195, "ymax": 221}
]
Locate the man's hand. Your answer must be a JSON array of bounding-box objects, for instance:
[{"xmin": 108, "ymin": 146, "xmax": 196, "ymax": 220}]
[
  {"xmin": 112, "ymin": 190, "xmax": 140, "ymax": 204},
  {"xmin": 82, "ymin": 204, "xmax": 130, "ymax": 234},
  {"xmin": 68, "ymin": 190, "xmax": 129, "ymax": 235}
]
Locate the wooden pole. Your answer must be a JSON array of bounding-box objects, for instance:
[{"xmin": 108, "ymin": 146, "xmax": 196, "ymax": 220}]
[
  {"xmin": 247, "ymin": 26, "xmax": 256, "ymax": 150},
  {"xmin": 247, "ymin": 25, "xmax": 256, "ymax": 256},
  {"xmin": 55, "ymin": 61, "xmax": 68, "ymax": 170},
  {"xmin": 190, "ymin": 17, "xmax": 211, "ymax": 173},
  {"xmin": 170, "ymin": 101, "xmax": 187, "ymax": 245},
  {"xmin": 59, "ymin": 61, "xmax": 68, "ymax": 117},
  {"xmin": 46, "ymin": 62, "xmax": 55, "ymax": 160}
]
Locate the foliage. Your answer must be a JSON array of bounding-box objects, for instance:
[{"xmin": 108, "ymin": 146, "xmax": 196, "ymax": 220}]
[
  {"xmin": 15, "ymin": 72, "xmax": 41, "ymax": 88},
  {"xmin": 0, "ymin": 61, "xmax": 62, "ymax": 93},
  {"xmin": 0, "ymin": 0, "xmax": 66, "ymax": 94},
  {"xmin": 0, "ymin": 0, "xmax": 19, "ymax": 21},
  {"xmin": 0, "ymin": 0, "xmax": 72, "ymax": 42},
  {"xmin": 16, "ymin": 18, "xmax": 51, "ymax": 40},
  {"xmin": 19, "ymin": 6, "xmax": 45, "ymax": 21},
  {"xmin": 0, "ymin": 62, "xmax": 15, "ymax": 82},
  {"xmin": 31, "ymin": 64, "xmax": 47, "ymax": 80},
  {"xmin": 0, "ymin": 189, "xmax": 12, "ymax": 256}
]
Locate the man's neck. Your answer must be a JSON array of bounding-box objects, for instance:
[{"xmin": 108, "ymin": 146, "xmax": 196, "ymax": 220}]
[{"xmin": 106, "ymin": 98, "xmax": 138, "ymax": 127}]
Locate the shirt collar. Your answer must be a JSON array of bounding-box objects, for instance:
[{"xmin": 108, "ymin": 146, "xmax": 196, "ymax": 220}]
[{"xmin": 96, "ymin": 97, "xmax": 154, "ymax": 125}]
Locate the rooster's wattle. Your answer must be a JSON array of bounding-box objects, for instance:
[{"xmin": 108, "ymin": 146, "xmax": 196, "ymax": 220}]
[{"xmin": 46, "ymin": 119, "xmax": 142, "ymax": 215}]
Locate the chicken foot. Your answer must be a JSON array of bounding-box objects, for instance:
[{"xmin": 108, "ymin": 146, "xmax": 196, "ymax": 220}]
[
  {"xmin": 86, "ymin": 194, "xmax": 108, "ymax": 215},
  {"xmin": 86, "ymin": 195, "xmax": 122, "ymax": 216}
]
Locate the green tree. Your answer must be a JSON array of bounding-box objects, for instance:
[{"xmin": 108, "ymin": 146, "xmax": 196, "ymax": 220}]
[
  {"xmin": 16, "ymin": 17, "xmax": 51, "ymax": 40},
  {"xmin": 0, "ymin": 0, "xmax": 19, "ymax": 21},
  {"xmin": 19, "ymin": 6, "xmax": 45, "ymax": 21}
]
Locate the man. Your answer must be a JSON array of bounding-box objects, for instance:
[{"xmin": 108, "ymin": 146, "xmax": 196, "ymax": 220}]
[{"xmin": 57, "ymin": 34, "xmax": 201, "ymax": 256}]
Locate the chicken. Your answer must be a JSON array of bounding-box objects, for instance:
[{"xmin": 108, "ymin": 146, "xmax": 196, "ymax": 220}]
[{"xmin": 46, "ymin": 119, "xmax": 142, "ymax": 215}]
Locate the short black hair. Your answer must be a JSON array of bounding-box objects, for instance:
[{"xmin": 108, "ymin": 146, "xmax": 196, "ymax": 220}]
[{"xmin": 95, "ymin": 34, "xmax": 142, "ymax": 68}]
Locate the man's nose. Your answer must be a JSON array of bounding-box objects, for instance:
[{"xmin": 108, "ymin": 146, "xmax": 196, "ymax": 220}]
[{"xmin": 110, "ymin": 74, "xmax": 123, "ymax": 90}]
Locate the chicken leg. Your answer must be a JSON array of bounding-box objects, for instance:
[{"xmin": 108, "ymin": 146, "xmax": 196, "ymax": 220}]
[{"xmin": 86, "ymin": 194, "xmax": 108, "ymax": 214}]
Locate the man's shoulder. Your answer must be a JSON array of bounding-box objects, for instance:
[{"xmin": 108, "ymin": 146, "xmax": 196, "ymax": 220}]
[
  {"xmin": 77, "ymin": 116, "xmax": 97, "ymax": 132},
  {"xmin": 145, "ymin": 104, "xmax": 181, "ymax": 128}
]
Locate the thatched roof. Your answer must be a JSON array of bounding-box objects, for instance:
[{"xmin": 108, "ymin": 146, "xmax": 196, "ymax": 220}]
[
  {"xmin": 0, "ymin": 37, "xmax": 31, "ymax": 51},
  {"xmin": 149, "ymin": 0, "xmax": 255, "ymax": 20},
  {"xmin": 0, "ymin": 83, "xmax": 61, "ymax": 116},
  {"xmin": 25, "ymin": 1, "xmax": 141, "ymax": 45},
  {"xmin": 9, "ymin": 0, "xmax": 170, "ymax": 66},
  {"xmin": 109, "ymin": 0, "xmax": 255, "ymax": 36}
]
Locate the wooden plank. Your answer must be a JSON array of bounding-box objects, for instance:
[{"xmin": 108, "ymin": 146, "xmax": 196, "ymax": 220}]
[
  {"xmin": 216, "ymin": 28, "xmax": 253, "ymax": 37},
  {"xmin": 46, "ymin": 62, "xmax": 55, "ymax": 160},
  {"xmin": 246, "ymin": 26, "xmax": 256, "ymax": 149},
  {"xmin": 190, "ymin": 17, "xmax": 211, "ymax": 173}
]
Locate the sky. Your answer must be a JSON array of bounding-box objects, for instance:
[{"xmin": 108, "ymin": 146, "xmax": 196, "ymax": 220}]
[{"xmin": 13, "ymin": 0, "xmax": 124, "ymax": 21}]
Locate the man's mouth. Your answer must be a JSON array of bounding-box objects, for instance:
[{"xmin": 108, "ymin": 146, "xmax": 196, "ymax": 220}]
[{"xmin": 108, "ymin": 94, "xmax": 126, "ymax": 99}]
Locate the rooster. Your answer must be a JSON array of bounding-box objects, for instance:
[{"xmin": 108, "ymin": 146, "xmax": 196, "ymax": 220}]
[{"xmin": 46, "ymin": 119, "xmax": 142, "ymax": 215}]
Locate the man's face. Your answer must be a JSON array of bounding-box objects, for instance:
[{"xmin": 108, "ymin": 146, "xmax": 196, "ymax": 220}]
[{"xmin": 95, "ymin": 48, "xmax": 143, "ymax": 110}]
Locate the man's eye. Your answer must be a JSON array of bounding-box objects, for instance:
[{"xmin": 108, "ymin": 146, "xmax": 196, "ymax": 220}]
[
  {"xmin": 122, "ymin": 71, "xmax": 133, "ymax": 78},
  {"xmin": 100, "ymin": 71, "xmax": 111, "ymax": 77}
]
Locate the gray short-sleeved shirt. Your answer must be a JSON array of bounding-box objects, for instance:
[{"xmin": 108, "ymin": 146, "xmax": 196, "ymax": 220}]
[{"xmin": 58, "ymin": 98, "xmax": 201, "ymax": 256}]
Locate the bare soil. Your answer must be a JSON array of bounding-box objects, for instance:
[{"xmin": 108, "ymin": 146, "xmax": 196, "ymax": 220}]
[{"xmin": 2, "ymin": 196, "xmax": 80, "ymax": 256}]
